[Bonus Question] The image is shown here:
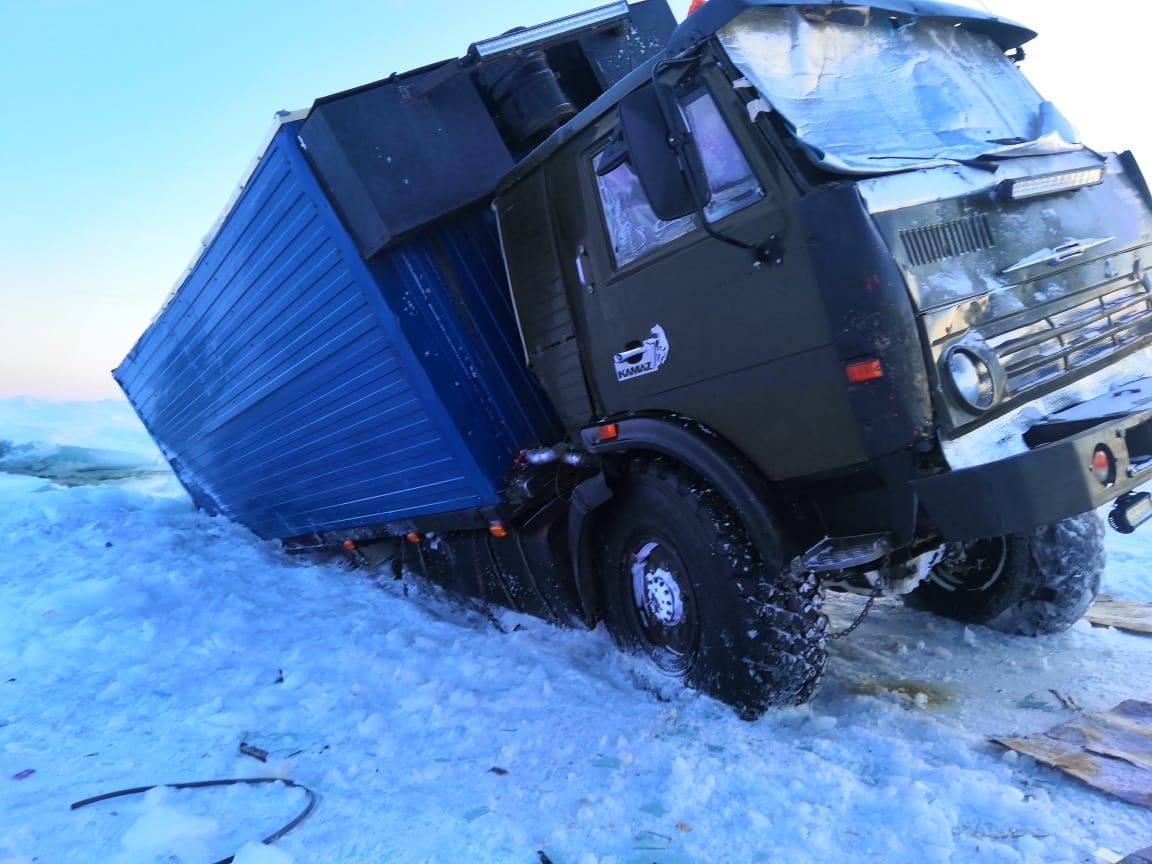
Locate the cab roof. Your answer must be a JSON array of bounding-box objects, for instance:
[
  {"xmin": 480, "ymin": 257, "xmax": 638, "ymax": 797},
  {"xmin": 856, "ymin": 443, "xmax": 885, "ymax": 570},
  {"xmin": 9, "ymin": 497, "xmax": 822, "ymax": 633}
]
[
  {"xmin": 497, "ymin": 0, "xmax": 1036, "ymax": 192},
  {"xmin": 668, "ymin": 0, "xmax": 1036, "ymax": 55}
]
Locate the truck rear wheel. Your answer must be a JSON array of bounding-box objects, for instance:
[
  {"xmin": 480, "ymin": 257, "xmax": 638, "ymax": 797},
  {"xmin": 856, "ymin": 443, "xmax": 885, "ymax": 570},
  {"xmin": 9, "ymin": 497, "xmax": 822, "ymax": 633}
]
[
  {"xmin": 594, "ymin": 458, "xmax": 826, "ymax": 718},
  {"xmin": 904, "ymin": 512, "xmax": 1105, "ymax": 635}
]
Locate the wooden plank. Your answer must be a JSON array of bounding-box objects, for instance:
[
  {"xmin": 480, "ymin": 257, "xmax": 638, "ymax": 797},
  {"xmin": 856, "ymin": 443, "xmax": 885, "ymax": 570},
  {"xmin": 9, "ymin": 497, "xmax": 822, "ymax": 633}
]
[
  {"xmin": 1085, "ymin": 595, "xmax": 1152, "ymax": 634},
  {"xmin": 1119, "ymin": 847, "xmax": 1152, "ymax": 864},
  {"xmin": 995, "ymin": 701, "xmax": 1152, "ymax": 809}
]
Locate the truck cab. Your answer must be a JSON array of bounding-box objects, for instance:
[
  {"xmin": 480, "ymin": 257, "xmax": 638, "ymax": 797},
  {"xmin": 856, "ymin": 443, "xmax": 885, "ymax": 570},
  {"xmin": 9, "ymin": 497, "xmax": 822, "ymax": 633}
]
[{"xmin": 494, "ymin": 0, "xmax": 1152, "ymax": 710}]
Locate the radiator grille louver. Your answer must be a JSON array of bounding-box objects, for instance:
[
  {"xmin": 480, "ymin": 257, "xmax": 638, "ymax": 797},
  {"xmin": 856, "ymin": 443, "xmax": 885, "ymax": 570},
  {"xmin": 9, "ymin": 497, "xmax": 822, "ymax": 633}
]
[
  {"xmin": 900, "ymin": 215, "xmax": 995, "ymax": 266},
  {"xmin": 987, "ymin": 279, "xmax": 1152, "ymax": 397}
]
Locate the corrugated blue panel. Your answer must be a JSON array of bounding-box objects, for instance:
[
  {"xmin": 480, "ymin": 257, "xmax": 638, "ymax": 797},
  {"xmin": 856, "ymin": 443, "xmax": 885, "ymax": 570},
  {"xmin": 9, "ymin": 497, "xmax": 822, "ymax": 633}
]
[
  {"xmin": 116, "ymin": 119, "xmax": 557, "ymax": 540},
  {"xmin": 364, "ymin": 206, "xmax": 562, "ymax": 485}
]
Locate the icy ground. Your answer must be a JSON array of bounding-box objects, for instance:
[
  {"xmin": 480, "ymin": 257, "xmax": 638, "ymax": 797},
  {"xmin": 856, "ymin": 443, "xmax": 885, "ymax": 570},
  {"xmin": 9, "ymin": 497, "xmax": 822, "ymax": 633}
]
[{"xmin": 1, "ymin": 398, "xmax": 1151, "ymax": 864}]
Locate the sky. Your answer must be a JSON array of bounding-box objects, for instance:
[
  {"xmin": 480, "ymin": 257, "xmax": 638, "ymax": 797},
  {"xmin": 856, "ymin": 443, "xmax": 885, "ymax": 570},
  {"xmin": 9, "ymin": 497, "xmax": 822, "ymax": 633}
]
[{"xmin": 1, "ymin": 0, "xmax": 1149, "ymax": 400}]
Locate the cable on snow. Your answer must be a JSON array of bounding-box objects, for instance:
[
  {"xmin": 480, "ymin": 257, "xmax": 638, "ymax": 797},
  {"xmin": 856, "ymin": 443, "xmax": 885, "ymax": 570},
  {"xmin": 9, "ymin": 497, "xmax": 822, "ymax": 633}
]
[{"xmin": 69, "ymin": 776, "xmax": 318, "ymax": 864}]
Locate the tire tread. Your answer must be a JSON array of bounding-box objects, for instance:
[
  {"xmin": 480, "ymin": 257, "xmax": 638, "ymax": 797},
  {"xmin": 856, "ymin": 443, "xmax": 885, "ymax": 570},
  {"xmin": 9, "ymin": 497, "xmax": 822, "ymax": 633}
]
[{"xmin": 599, "ymin": 456, "xmax": 827, "ymax": 716}]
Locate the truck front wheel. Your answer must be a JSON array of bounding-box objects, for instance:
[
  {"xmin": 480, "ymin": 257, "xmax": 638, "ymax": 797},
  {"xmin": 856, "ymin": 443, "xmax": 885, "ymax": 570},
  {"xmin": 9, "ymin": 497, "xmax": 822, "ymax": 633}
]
[
  {"xmin": 903, "ymin": 512, "xmax": 1105, "ymax": 635},
  {"xmin": 593, "ymin": 458, "xmax": 826, "ymax": 718}
]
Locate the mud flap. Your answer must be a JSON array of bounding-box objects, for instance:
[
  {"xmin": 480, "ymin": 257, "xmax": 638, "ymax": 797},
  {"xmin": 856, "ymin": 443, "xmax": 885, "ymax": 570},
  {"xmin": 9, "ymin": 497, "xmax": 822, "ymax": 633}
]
[
  {"xmin": 995, "ymin": 700, "xmax": 1152, "ymax": 808},
  {"xmin": 1086, "ymin": 594, "xmax": 1152, "ymax": 635}
]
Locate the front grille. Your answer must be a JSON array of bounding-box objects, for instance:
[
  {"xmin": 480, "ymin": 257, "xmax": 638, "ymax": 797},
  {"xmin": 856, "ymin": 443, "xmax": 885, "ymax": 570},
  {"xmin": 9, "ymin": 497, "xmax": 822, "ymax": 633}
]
[
  {"xmin": 987, "ymin": 278, "xmax": 1152, "ymax": 397},
  {"xmin": 900, "ymin": 214, "xmax": 995, "ymax": 267}
]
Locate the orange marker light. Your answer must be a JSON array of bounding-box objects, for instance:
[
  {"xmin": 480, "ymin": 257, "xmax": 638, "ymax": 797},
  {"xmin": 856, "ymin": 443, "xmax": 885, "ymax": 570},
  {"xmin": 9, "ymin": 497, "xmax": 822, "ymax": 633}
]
[
  {"xmin": 342, "ymin": 539, "xmax": 357, "ymax": 551},
  {"xmin": 846, "ymin": 358, "xmax": 885, "ymax": 384},
  {"xmin": 599, "ymin": 422, "xmax": 619, "ymax": 441},
  {"xmin": 489, "ymin": 522, "xmax": 509, "ymax": 539},
  {"xmin": 1091, "ymin": 445, "xmax": 1115, "ymax": 485},
  {"xmin": 406, "ymin": 532, "xmax": 421, "ymax": 543}
]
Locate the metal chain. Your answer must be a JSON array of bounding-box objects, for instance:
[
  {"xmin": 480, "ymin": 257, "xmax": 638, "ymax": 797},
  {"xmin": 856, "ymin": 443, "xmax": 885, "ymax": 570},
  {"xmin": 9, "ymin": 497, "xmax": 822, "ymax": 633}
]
[{"xmin": 827, "ymin": 573, "xmax": 885, "ymax": 641}]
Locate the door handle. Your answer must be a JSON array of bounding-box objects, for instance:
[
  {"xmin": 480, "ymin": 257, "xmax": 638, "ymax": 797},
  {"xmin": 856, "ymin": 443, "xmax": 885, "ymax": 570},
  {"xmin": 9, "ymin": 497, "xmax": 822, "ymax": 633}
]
[{"xmin": 575, "ymin": 244, "xmax": 594, "ymax": 294}]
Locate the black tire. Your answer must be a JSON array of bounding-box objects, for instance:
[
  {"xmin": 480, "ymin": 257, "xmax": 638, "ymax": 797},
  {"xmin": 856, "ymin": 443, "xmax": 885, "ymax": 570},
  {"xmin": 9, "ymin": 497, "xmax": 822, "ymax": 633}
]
[
  {"xmin": 904, "ymin": 512, "xmax": 1105, "ymax": 635},
  {"xmin": 594, "ymin": 458, "xmax": 826, "ymax": 718}
]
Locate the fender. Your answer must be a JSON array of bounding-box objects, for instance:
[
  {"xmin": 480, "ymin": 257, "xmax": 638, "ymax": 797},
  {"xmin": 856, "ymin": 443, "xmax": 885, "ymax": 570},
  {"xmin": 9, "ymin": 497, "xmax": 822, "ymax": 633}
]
[
  {"xmin": 572, "ymin": 415, "xmax": 793, "ymax": 619},
  {"xmin": 567, "ymin": 471, "xmax": 614, "ymax": 625}
]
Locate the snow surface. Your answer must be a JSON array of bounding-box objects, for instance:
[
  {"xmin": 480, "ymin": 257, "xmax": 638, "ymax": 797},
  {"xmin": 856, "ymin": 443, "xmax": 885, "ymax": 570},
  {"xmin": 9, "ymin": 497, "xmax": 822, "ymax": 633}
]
[
  {"xmin": 1, "ymin": 397, "xmax": 1151, "ymax": 863},
  {"xmin": 0, "ymin": 397, "xmax": 166, "ymax": 486}
]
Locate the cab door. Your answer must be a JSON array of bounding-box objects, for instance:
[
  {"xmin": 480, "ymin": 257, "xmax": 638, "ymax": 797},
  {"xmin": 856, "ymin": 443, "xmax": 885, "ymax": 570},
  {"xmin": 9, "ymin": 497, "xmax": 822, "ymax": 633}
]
[{"xmin": 548, "ymin": 72, "xmax": 837, "ymax": 472}]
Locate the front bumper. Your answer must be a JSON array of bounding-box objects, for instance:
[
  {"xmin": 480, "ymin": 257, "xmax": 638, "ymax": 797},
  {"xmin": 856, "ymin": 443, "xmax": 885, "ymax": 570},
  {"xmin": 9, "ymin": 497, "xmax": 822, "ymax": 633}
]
[{"xmin": 914, "ymin": 378, "xmax": 1152, "ymax": 540}]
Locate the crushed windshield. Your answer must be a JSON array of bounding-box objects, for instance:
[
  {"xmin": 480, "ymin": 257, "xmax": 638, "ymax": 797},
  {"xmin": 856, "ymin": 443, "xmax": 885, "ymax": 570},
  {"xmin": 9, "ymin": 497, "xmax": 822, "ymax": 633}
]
[{"xmin": 718, "ymin": 7, "xmax": 1080, "ymax": 174}]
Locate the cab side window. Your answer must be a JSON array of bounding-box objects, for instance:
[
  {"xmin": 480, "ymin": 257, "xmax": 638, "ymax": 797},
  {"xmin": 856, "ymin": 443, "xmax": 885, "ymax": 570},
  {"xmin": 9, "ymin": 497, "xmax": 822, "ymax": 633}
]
[
  {"xmin": 683, "ymin": 90, "xmax": 762, "ymax": 222},
  {"xmin": 594, "ymin": 156, "xmax": 694, "ymax": 268},
  {"xmin": 594, "ymin": 88, "xmax": 761, "ymax": 268}
]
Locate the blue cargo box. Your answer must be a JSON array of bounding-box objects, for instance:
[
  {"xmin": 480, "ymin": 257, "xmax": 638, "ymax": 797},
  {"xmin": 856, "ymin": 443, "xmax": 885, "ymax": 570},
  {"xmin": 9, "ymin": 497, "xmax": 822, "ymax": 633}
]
[{"xmin": 114, "ymin": 115, "xmax": 561, "ymax": 541}]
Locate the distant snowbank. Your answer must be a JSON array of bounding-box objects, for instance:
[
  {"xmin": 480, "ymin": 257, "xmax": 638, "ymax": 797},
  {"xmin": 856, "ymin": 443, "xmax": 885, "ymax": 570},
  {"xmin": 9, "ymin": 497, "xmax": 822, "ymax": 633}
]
[{"xmin": 0, "ymin": 396, "xmax": 167, "ymax": 484}]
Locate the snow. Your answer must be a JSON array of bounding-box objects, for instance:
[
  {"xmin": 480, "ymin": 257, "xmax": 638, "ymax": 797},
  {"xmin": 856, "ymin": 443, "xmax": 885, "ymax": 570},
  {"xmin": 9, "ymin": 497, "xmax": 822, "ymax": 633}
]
[
  {"xmin": 233, "ymin": 841, "xmax": 295, "ymax": 864},
  {"xmin": 2, "ymin": 398, "xmax": 1152, "ymax": 863},
  {"xmin": 119, "ymin": 788, "xmax": 223, "ymax": 857},
  {"xmin": 0, "ymin": 396, "xmax": 166, "ymax": 487}
]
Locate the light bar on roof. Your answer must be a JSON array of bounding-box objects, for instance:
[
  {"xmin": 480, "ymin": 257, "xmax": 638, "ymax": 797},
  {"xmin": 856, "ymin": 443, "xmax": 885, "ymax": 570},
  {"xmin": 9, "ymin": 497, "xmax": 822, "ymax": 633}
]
[
  {"xmin": 469, "ymin": 1, "xmax": 631, "ymax": 60},
  {"xmin": 1001, "ymin": 166, "xmax": 1106, "ymax": 201}
]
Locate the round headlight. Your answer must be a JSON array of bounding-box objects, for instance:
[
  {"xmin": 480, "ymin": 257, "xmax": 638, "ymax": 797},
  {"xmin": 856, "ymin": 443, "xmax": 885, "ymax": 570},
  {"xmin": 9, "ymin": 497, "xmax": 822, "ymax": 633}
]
[{"xmin": 947, "ymin": 349, "xmax": 996, "ymax": 411}]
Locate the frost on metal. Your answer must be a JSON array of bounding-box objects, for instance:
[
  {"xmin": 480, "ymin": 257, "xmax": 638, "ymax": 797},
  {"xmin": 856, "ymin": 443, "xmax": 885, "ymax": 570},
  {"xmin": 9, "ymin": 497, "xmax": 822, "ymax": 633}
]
[
  {"xmin": 717, "ymin": 7, "xmax": 1076, "ymax": 175},
  {"xmin": 942, "ymin": 347, "xmax": 1152, "ymax": 470}
]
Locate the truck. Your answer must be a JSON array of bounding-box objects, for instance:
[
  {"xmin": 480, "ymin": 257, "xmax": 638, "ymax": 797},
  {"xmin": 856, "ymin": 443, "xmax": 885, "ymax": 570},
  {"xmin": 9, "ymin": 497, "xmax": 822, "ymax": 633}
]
[{"xmin": 115, "ymin": 0, "xmax": 1152, "ymax": 718}]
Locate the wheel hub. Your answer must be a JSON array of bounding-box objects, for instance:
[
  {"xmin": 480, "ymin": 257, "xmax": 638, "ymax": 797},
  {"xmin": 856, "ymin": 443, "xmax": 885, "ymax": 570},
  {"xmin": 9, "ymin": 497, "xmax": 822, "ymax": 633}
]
[
  {"xmin": 631, "ymin": 541, "xmax": 685, "ymax": 628},
  {"xmin": 931, "ymin": 537, "xmax": 1008, "ymax": 593}
]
